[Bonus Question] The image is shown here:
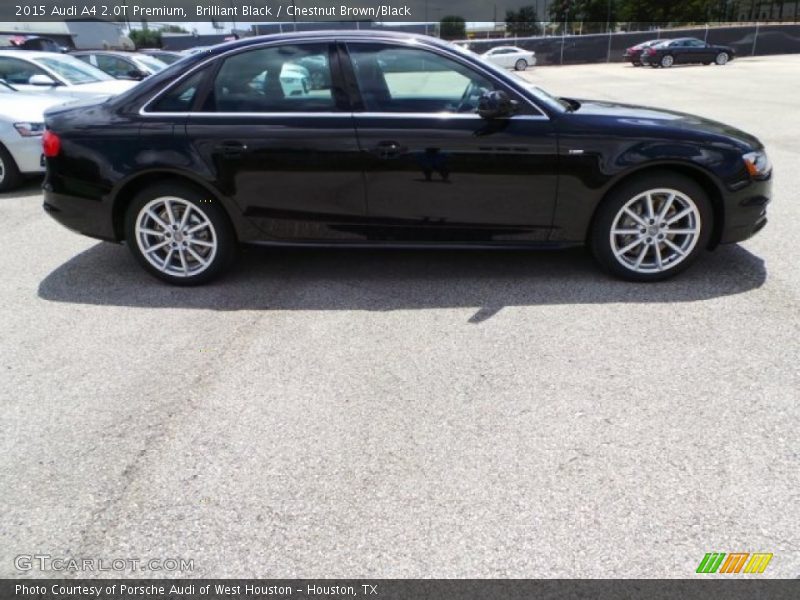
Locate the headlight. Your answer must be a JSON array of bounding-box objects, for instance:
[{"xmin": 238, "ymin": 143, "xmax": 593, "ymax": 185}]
[
  {"xmin": 14, "ymin": 122, "xmax": 45, "ymax": 137},
  {"xmin": 742, "ymin": 150, "xmax": 772, "ymax": 179}
]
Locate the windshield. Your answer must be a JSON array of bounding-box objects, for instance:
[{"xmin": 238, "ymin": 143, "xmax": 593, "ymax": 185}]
[
  {"xmin": 33, "ymin": 55, "xmax": 113, "ymax": 85},
  {"xmin": 136, "ymin": 55, "xmax": 168, "ymax": 72}
]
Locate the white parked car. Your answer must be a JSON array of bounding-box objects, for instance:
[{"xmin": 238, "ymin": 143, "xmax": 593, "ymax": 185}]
[
  {"xmin": 0, "ymin": 50, "xmax": 137, "ymax": 99},
  {"xmin": 481, "ymin": 46, "xmax": 537, "ymax": 71},
  {"xmin": 0, "ymin": 81, "xmax": 71, "ymax": 191}
]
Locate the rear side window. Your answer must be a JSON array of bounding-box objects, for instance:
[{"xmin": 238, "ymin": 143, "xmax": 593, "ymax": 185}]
[
  {"xmin": 150, "ymin": 67, "xmax": 208, "ymax": 112},
  {"xmin": 201, "ymin": 43, "xmax": 335, "ymax": 113},
  {"xmin": 0, "ymin": 57, "xmax": 47, "ymax": 85}
]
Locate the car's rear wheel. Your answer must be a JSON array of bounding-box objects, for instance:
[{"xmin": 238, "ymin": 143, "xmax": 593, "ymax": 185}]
[
  {"xmin": 590, "ymin": 173, "xmax": 713, "ymax": 282},
  {"xmin": 124, "ymin": 183, "xmax": 237, "ymax": 285},
  {"xmin": 0, "ymin": 143, "xmax": 22, "ymax": 192},
  {"xmin": 514, "ymin": 59, "xmax": 528, "ymax": 71},
  {"xmin": 660, "ymin": 54, "xmax": 674, "ymax": 68},
  {"xmin": 715, "ymin": 51, "xmax": 729, "ymax": 65}
]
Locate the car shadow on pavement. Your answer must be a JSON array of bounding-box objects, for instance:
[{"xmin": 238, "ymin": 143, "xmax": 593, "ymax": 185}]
[{"xmin": 37, "ymin": 241, "xmax": 767, "ymax": 320}]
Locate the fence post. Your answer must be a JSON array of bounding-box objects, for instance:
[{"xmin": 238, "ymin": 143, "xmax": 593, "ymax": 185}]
[
  {"xmin": 606, "ymin": 31, "xmax": 613, "ymax": 63},
  {"xmin": 752, "ymin": 21, "xmax": 760, "ymax": 56}
]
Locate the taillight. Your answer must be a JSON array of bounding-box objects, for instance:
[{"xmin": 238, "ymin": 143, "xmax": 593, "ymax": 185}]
[{"xmin": 42, "ymin": 130, "xmax": 61, "ymax": 158}]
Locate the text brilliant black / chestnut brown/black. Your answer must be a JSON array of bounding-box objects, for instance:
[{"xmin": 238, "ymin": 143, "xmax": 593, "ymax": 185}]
[{"xmin": 42, "ymin": 31, "xmax": 771, "ymax": 285}]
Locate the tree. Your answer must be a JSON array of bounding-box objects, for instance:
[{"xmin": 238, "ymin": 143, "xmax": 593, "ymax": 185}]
[
  {"xmin": 129, "ymin": 28, "xmax": 161, "ymax": 49},
  {"xmin": 439, "ymin": 15, "xmax": 466, "ymax": 40},
  {"xmin": 505, "ymin": 5, "xmax": 542, "ymax": 37}
]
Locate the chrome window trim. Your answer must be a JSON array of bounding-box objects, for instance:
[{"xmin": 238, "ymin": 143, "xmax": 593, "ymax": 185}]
[
  {"xmin": 137, "ymin": 110, "xmax": 548, "ymax": 120},
  {"xmin": 139, "ymin": 34, "xmax": 551, "ymax": 119}
]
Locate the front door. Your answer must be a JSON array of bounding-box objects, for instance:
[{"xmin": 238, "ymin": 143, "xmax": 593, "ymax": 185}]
[
  {"xmin": 343, "ymin": 42, "xmax": 558, "ymax": 243},
  {"xmin": 185, "ymin": 42, "xmax": 366, "ymax": 241}
]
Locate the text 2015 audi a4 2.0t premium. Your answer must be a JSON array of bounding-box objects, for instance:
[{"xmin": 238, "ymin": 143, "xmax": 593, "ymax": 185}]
[{"xmin": 42, "ymin": 32, "xmax": 772, "ymax": 285}]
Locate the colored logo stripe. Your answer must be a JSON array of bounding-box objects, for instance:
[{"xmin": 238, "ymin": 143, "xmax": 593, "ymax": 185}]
[
  {"xmin": 719, "ymin": 553, "xmax": 749, "ymax": 573},
  {"xmin": 697, "ymin": 553, "xmax": 726, "ymax": 573},
  {"xmin": 744, "ymin": 553, "xmax": 773, "ymax": 573}
]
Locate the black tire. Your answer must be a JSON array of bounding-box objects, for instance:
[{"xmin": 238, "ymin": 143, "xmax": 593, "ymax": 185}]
[
  {"xmin": 0, "ymin": 143, "xmax": 23, "ymax": 192},
  {"xmin": 124, "ymin": 182, "xmax": 237, "ymax": 285},
  {"xmin": 589, "ymin": 172, "xmax": 713, "ymax": 282},
  {"xmin": 514, "ymin": 59, "xmax": 528, "ymax": 71},
  {"xmin": 660, "ymin": 54, "xmax": 674, "ymax": 68}
]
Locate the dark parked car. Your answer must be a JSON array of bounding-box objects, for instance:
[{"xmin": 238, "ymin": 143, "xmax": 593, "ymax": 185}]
[
  {"xmin": 71, "ymin": 51, "xmax": 167, "ymax": 80},
  {"xmin": 623, "ymin": 39, "xmax": 667, "ymax": 66},
  {"xmin": 642, "ymin": 37, "xmax": 735, "ymax": 68},
  {"xmin": 42, "ymin": 31, "xmax": 771, "ymax": 285}
]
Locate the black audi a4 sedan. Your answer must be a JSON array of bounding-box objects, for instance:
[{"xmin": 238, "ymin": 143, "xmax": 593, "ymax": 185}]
[
  {"xmin": 642, "ymin": 37, "xmax": 736, "ymax": 68},
  {"xmin": 42, "ymin": 31, "xmax": 771, "ymax": 285}
]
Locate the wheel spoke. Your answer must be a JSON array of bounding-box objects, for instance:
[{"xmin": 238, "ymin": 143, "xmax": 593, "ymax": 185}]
[
  {"xmin": 612, "ymin": 228, "xmax": 640, "ymax": 235},
  {"xmin": 145, "ymin": 209, "xmax": 170, "ymax": 231},
  {"xmin": 145, "ymin": 239, "xmax": 170, "ymax": 254},
  {"xmin": 140, "ymin": 228, "xmax": 165, "ymax": 237},
  {"xmin": 614, "ymin": 238, "xmax": 644, "ymax": 257},
  {"xmin": 645, "ymin": 194, "xmax": 655, "ymax": 219},
  {"xmin": 164, "ymin": 200, "xmax": 177, "ymax": 226},
  {"xmin": 666, "ymin": 207, "xmax": 693, "ymax": 225},
  {"xmin": 179, "ymin": 204, "xmax": 193, "ymax": 229},
  {"xmin": 189, "ymin": 239, "xmax": 214, "ymax": 248},
  {"xmin": 623, "ymin": 208, "xmax": 647, "ymax": 227},
  {"xmin": 178, "ymin": 247, "xmax": 188, "ymax": 275},
  {"xmin": 654, "ymin": 243, "xmax": 664, "ymax": 270},
  {"xmin": 187, "ymin": 221, "xmax": 210, "ymax": 234},
  {"xmin": 664, "ymin": 238, "xmax": 685, "ymax": 256},
  {"xmin": 658, "ymin": 193, "xmax": 675, "ymax": 220},
  {"xmin": 667, "ymin": 228, "xmax": 698, "ymax": 235},
  {"xmin": 633, "ymin": 245, "xmax": 648, "ymax": 269},
  {"xmin": 186, "ymin": 246, "xmax": 208, "ymax": 267},
  {"xmin": 161, "ymin": 248, "xmax": 174, "ymax": 272}
]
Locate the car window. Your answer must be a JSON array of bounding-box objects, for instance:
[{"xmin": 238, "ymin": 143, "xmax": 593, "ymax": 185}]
[
  {"xmin": 136, "ymin": 55, "xmax": 167, "ymax": 72},
  {"xmin": 150, "ymin": 67, "xmax": 208, "ymax": 112},
  {"xmin": 0, "ymin": 56, "xmax": 48, "ymax": 85},
  {"xmin": 203, "ymin": 43, "xmax": 335, "ymax": 113},
  {"xmin": 348, "ymin": 43, "xmax": 496, "ymax": 114},
  {"xmin": 686, "ymin": 39, "xmax": 706, "ymax": 47},
  {"xmin": 34, "ymin": 55, "xmax": 112, "ymax": 84},
  {"xmin": 96, "ymin": 55, "xmax": 133, "ymax": 78}
]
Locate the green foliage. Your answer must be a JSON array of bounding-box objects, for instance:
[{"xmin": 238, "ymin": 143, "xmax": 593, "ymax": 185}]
[
  {"xmin": 129, "ymin": 29, "xmax": 161, "ymax": 49},
  {"xmin": 440, "ymin": 15, "xmax": 466, "ymax": 40},
  {"xmin": 505, "ymin": 5, "xmax": 543, "ymax": 37}
]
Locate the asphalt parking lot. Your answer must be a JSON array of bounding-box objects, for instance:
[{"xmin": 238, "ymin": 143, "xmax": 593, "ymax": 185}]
[{"xmin": 1, "ymin": 55, "xmax": 798, "ymax": 579}]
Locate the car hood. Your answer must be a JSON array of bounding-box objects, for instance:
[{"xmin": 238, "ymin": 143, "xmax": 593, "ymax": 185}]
[
  {"xmin": 570, "ymin": 99, "xmax": 761, "ymax": 149},
  {"xmin": 0, "ymin": 92, "xmax": 74, "ymax": 122},
  {"xmin": 69, "ymin": 79, "xmax": 138, "ymax": 95}
]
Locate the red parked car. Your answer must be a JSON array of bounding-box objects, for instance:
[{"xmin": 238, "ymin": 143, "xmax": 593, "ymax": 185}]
[{"xmin": 623, "ymin": 39, "xmax": 667, "ymax": 66}]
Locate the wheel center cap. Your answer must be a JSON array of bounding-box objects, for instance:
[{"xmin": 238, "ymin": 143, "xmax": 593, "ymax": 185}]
[
  {"xmin": 174, "ymin": 232, "xmax": 184, "ymax": 243},
  {"xmin": 648, "ymin": 225, "xmax": 660, "ymax": 236}
]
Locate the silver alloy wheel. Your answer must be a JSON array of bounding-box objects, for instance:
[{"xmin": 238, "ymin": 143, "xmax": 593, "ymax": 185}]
[
  {"xmin": 661, "ymin": 55, "xmax": 674, "ymax": 67},
  {"xmin": 0, "ymin": 155, "xmax": 5, "ymax": 184},
  {"xmin": 134, "ymin": 196, "xmax": 217, "ymax": 278},
  {"xmin": 609, "ymin": 188, "xmax": 702, "ymax": 274},
  {"xmin": 716, "ymin": 52, "xmax": 729, "ymax": 65},
  {"xmin": 515, "ymin": 59, "xmax": 527, "ymax": 71}
]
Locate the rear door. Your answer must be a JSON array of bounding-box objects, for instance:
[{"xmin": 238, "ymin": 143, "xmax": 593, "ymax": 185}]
[{"xmin": 183, "ymin": 42, "xmax": 367, "ymax": 241}]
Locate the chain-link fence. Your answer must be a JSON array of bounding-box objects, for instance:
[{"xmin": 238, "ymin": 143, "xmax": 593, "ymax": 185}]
[{"xmin": 460, "ymin": 23, "xmax": 800, "ymax": 66}]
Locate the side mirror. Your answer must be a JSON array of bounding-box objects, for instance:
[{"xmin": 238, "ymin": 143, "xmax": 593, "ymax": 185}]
[
  {"xmin": 126, "ymin": 69, "xmax": 148, "ymax": 80},
  {"xmin": 29, "ymin": 74, "xmax": 58, "ymax": 87},
  {"xmin": 478, "ymin": 90, "xmax": 519, "ymax": 119}
]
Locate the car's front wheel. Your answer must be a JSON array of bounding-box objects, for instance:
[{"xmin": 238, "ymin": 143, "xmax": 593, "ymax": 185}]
[
  {"xmin": 715, "ymin": 51, "xmax": 730, "ymax": 65},
  {"xmin": 0, "ymin": 143, "xmax": 22, "ymax": 192},
  {"xmin": 590, "ymin": 173, "xmax": 713, "ymax": 282},
  {"xmin": 124, "ymin": 182, "xmax": 237, "ymax": 285},
  {"xmin": 514, "ymin": 59, "xmax": 528, "ymax": 71},
  {"xmin": 660, "ymin": 54, "xmax": 674, "ymax": 68}
]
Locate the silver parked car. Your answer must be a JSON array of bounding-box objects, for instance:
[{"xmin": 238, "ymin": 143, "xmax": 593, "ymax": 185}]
[
  {"xmin": 71, "ymin": 51, "xmax": 168, "ymax": 81},
  {"xmin": 481, "ymin": 46, "xmax": 537, "ymax": 71},
  {"xmin": 0, "ymin": 50, "xmax": 137, "ymax": 99},
  {"xmin": 0, "ymin": 80, "xmax": 70, "ymax": 191}
]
